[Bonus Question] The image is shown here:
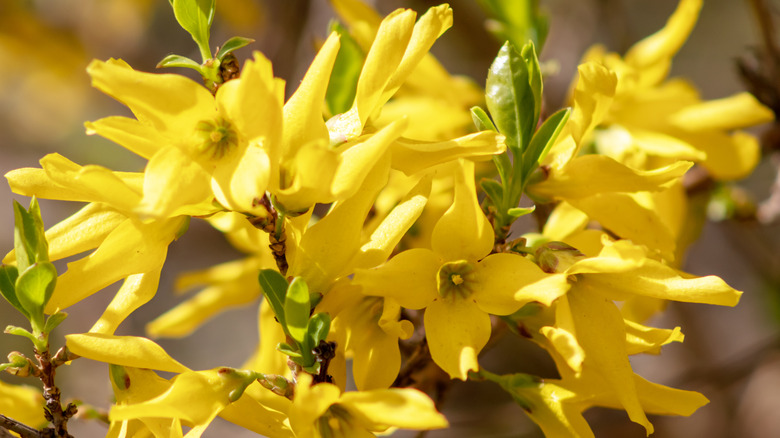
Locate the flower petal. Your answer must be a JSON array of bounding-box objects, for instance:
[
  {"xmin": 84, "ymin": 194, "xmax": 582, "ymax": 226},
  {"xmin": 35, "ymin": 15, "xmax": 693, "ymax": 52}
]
[
  {"xmin": 339, "ymin": 388, "xmax": 448, "ymax": 430},
  {"xmin": 390, "ymin": 131, "xmax": 506, "ymax": 175},
  {"xmin": 568, "ymin": 287, "xmax": 653, "ymax": 434},
  {"xmin": 66, "ymin": 333, "xmax": 189, "ymax": 373},
  {"xmin": 431, "ymin": 160, "xmax": 493, "ymax": 261},
  {"xmin": 283, "ymin": 32, "xmax": 340, "ymax": 159},
  {"xmin": 531, "ymin": 155, "xmax": 691, "ymax": 200},
  {"xmin": 85, "ymin": 116, "xmax": 165, "ymax": 160},
  {"xmin": 90, "ymin": 269, "xmax": 163, "ymax": 335},
  {"xmin": 353, "ymin": 248, "xmax": 439, "ymax": 309},
  {"xmin": 475, "ymin": 253, "xmax": 555, "ymax": 314},
  {"xmin": 425, "ymin": 298, "xmax": 489, "ymax": 380},
  {"xmin": 88, "ymin": 59, "xmax": 213, "ymax": 138}
]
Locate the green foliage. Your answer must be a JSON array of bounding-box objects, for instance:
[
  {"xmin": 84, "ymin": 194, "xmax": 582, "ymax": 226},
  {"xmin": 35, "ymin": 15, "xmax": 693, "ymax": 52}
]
[
  {"xmin": 3, "ymin": 198, "xmax": 62, "ymax": 349},
  {"xmin": 172, "ymin": 0, "xmax": 215, "ymax": 61},
  {"xmin": 257, "ymin": 271, "xmax": 333, "ymax": 373},
  {"xmin": 215, "ymin": 37, "xmax": 255, "ymax": 60},
  {"xmin": 477, "ymin": 0, "xmax": 549, "ymax": 49},
  {"xmin": 325, "ymin": 21, "xmax": 364, "ymax": 116},
  {"xmin": 523, "ymin": 107, "xmax": 570, "ymax": 178}
]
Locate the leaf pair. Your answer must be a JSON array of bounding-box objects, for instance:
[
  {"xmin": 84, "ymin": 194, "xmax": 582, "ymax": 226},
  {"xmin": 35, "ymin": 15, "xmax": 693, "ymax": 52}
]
[
  {"xmin": 1, "ymin": 199, "xmax": 66, "ymax": 351},
  {"xmin": 160, "ymin": 0, "xmax": 254, "ymax": 89},
  {"xmin": 476, "ymin": 41, "xmax": 571, "ymax": 239},
  {"xmin": 258, "ymin": 270, "xmax": 331, "ymax": 375}
]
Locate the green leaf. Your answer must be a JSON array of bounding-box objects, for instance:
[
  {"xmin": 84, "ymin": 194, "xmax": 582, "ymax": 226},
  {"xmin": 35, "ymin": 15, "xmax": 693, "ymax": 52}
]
[
  {"xmin": 215, "ymin": 36, "xmax": 255, "ymax": 61},
  {"xmin": 172, "ymin": 0, "xmax": 215, "ymax": 61},
  {"xmin": 0, "ymin": 265, "xmax": 26, "ymax": 318},
  {"xmin": 13, "ymin": 198, "xmax": 49, "ymax": 273},
  {"xmin": 520, "ymin": 42, "xmax": 542, "ymax": 133},
  {"xmin": 5, "ymin": 325, "xmax": 38, "ymax": 344},
  {"xmin": 306, "ymin": 313, "xmax": 331, "ymax": 347},
  {"xmin": 522, "ymin": 107, "xmax": 570, "ymax": 178},
  {"xmin": 43, "ymin": 311, "xmax": 68, "ymax": 334},
  {"xmin": 284, "ymin": 278, "xmax": 311, "ymax": 345},
  {"xmin": 156, "ymin": 54, "xmax": 203, "ymax": 71},
  {"xmin": 325, "ymin": 21, "xmax": 365, "ymax": 116},
  {"xmin": 507, "ymin": 206, "xmax": 536, "ymax": 218},
  {"xmin": 470, "ymin": 106, "xmax": 497, "ymax": 132},
  {"xmin": 258, "ymin": 269, "xmax": 289, "ymax": 330},
  {"xmin": 477, "ymin": 0, "xmax": 549, "ymax": 49},
  {"xmin": 276, "ymin": 342, "xmax": 302, "ymax": 358},
  {"xmin": 15, "ymin": 262, "xmax": 57, "ymax": 330},
  {"xmin": 480, "ymin": 179, "xmax": 504, "ymax": 207},
  {"xmin": 471, "ymin": 107, "xmax": 511, "ymax": 183},
  {"xmin": 485, "ymin": 42, "xmax": 536, "ymax": 157}
]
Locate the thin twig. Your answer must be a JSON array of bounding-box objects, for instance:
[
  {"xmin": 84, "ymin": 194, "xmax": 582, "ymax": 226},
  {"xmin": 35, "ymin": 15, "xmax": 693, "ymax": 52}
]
[{"xmin": 0, "ymin": 414, "xmax": 41, "ymax": 438}]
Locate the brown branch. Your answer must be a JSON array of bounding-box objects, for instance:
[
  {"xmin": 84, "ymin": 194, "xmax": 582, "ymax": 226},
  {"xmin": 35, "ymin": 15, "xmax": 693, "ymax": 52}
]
[
  {"xmin": 35, "ymin": 349, "xmax": 76, "ymax": 438},
  {"xmin": 0, "ymin": 415, "xmax": 41, "ymax": 438}
]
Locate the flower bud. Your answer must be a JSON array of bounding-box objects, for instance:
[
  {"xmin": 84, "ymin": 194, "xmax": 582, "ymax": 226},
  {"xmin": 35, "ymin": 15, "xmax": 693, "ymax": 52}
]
[{"xmin": 535, "ymin": 242, "xmax": 586, "ymax": 273}]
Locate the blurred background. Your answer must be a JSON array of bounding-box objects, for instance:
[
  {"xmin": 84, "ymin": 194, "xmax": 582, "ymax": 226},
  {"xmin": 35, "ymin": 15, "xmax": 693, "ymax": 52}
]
[{"xmin": 1, "ymin": 0, "xmax": 779, "ymax": 436}]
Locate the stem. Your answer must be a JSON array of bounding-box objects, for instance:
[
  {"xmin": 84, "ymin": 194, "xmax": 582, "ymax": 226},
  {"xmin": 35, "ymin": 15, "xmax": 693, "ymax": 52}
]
[
  {"xmin": 0, "ymin": 415, "xmax": 40, "ymax": 438},
  {"xmin": 35, "ymin": 348, "xmax": 76, "ymax": 438}
]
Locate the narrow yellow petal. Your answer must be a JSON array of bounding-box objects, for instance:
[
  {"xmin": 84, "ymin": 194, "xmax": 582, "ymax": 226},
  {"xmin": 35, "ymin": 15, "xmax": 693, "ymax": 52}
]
[
  {"xmin": 431, "ymin": 160, "xmax": 494, "ymax": 261},
  {"xmin": 625, "ymin": 0, "xmax": 702, "ymax": 77},
  {"xmin": 689, "ymin": 130, "xmax": 761, "ymax": 181},
  {"xmin": 531, "ymin": 155, "xmax": 692, "ymax": 200},
  {"xmin": 339, "ymin": 388, "xmax": 448, "ymax": 430},
  {"xmin": 568, "ymin": 287, "xmax": 653, "ymax": 434},
  {"xmin": 390, "ymin": 131, "xmax": 506, "ymax": 175},
  {"xmin": 283, "ymin": 32, "xmax": 340, "ymax": 159},
  {"xmin": 351, "ymin": 173, "xmax": 432, "ymax": 270},
  {"xmin": 85, "ymin": 116, "xmax": 165, "ymax": 159},
  {"xmin": 624, "ymin": 320, "xmax": 683, "ymax": 355},
  {"xmin": 287, "ymin": 158, "xmax": 390, "ymax": 292},
  {"xmin": 90, "ymin": 269, "xmax": 163, "ymax": 335},
  {"xmin": 0, "ymin": 380, "xmax": 46, "ymax": 429},
  {"xmin": 424, "ymin": 298, "xmax": 489, "ymax": 380},
  {"xmin": 88, "ymin": 59, "xmax": 214, "ymax": 138},
  {"xmin": 669, "ymin": 92, "xmax": 774, "ymax": 132},
  {"xmin": 211, "ymin": 143, "xmax": 270, "ymax": 214},
  {"xmin": 66, "ymin": 333, "xmax": 189, "ymax": 373}
]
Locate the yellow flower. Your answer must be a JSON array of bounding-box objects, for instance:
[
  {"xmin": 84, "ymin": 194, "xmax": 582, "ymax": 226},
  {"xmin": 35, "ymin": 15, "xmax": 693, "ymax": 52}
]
[
  {"xmin": 0, "ymin": 380, "xmax": 46, "ymax": 430},
  {"xmin": 87, "ymin": 53, "xmax": 279, "ymax": 218},
  {"xmin": 289, "ymin": 373, "xmax": 448, "ymax": 437},
  {"xmin": 528, "ymin": 63, "xmax": 693, "ymax": 260},
  {"xmin": 330, "ymin": 0, "xmax": 485, "ymax": 141},
  {"xmin": 66, "ymin": 333, "xmax": 290, "ymax": 437},
  {"xmin": 582, "ymin": 0, "xmax": 773, "ymax": 181},
  {"xmin": 355, "ymin": 160, "xmax": 555, "ymax": 379}
]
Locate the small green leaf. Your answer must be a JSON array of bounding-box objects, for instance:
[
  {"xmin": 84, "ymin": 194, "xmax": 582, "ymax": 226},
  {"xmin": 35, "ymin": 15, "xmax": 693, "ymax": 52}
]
[
  {"xmin": 43, "ymin": 311, "xmax": 68, "ymax": 334},
  {"xmin": 302, "ymin": 363, "xmax": 321, "ymax": 375},
  {"xmin": 172, "ymin": 0, "xmax": 215, "ymax": 61},
  {"xmin": 306, "ymin": 313, "xmax": 331, "ymax": 347},
  {"xmin": 471, "ymin": 106, "xmax": 497, "ymax": 132},
  {"xmin": 13, "ymin": 198, "xmax": 49, "ymax": 274},
  {"xmin": 520, "ymin": 42, "xmax": 542, "ymax": 132},
  {"xmin": 522, "ymin": 107, "xmax": 570, "ymax": 178},
  {"xmin": 5, "ymin": 325, "xmax": 37, "ymax": 344},
  {"xmin": 284, "ymin": 278, "xmax": 311, "ymax": 345},
  {"xmin": 15, "ymin": 262, "xmax": 57, "ymax": 330},
  {"xmin": 258, "ymin": 269, "xmax": 288, "ymax": 330},
  {"xmin": 507, "ymin": 206, "xmax": 536, "ymax": 218},
  {"xmin": 480, "ymin": 179, "xmax": 504, "ymax": 207},
  {"xmin": 0, "ymin": 265, "xmax": 26, "ymax": 318},
  {"xmin": 156, "ymin": 54, "xmax": 203, "ymax": 71},
  {"xmin": 215, "ymin": 36, "xmax": 255, "ymax": 60},
  {"xmin": 109, "ymin": 364, "xmax": 130, "ymax": 390},
  {"xmin": 486, "ymin": 42, "xmax": 536, "ymax": 157},
  {"xmin": 325, "ymin": 21, "xmax": 365, "ymax": 116},
  {"xmin": 471, "ymin": 107, "xmax": 511, "ymax": 184},
  {"xmin": 478, "ymin": 0, "xmax": 549, "ymax": 49},
  {"xmin": 276, "ymin": 342, "xmax": 302, "ymax": 358}
]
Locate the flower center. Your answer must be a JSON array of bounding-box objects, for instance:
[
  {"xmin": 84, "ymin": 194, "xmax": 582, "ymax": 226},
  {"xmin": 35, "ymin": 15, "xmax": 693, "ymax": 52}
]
[
  {"xmin": 195, "ymin": 117, "xmax": 238, "ymax": 160},
  {"xmin": 437, "ymin": 260, "xmax": 476, "ymax": 300}
]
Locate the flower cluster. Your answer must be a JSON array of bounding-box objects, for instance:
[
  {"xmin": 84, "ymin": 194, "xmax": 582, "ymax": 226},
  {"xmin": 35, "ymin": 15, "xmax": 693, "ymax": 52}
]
[{"xmin": 0, "ymin": 0, "xmax": 772, "ymax": 437}]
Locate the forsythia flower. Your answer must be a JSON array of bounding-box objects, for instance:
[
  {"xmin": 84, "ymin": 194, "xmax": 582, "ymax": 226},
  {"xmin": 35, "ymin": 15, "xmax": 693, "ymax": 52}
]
[
  {"xmin": 288, "ymin": 373, "xmax": 448, "ymax": 437},
  {"xmin": 355, "ymin": 160, "xmax": 556, "ymax": 379}
]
